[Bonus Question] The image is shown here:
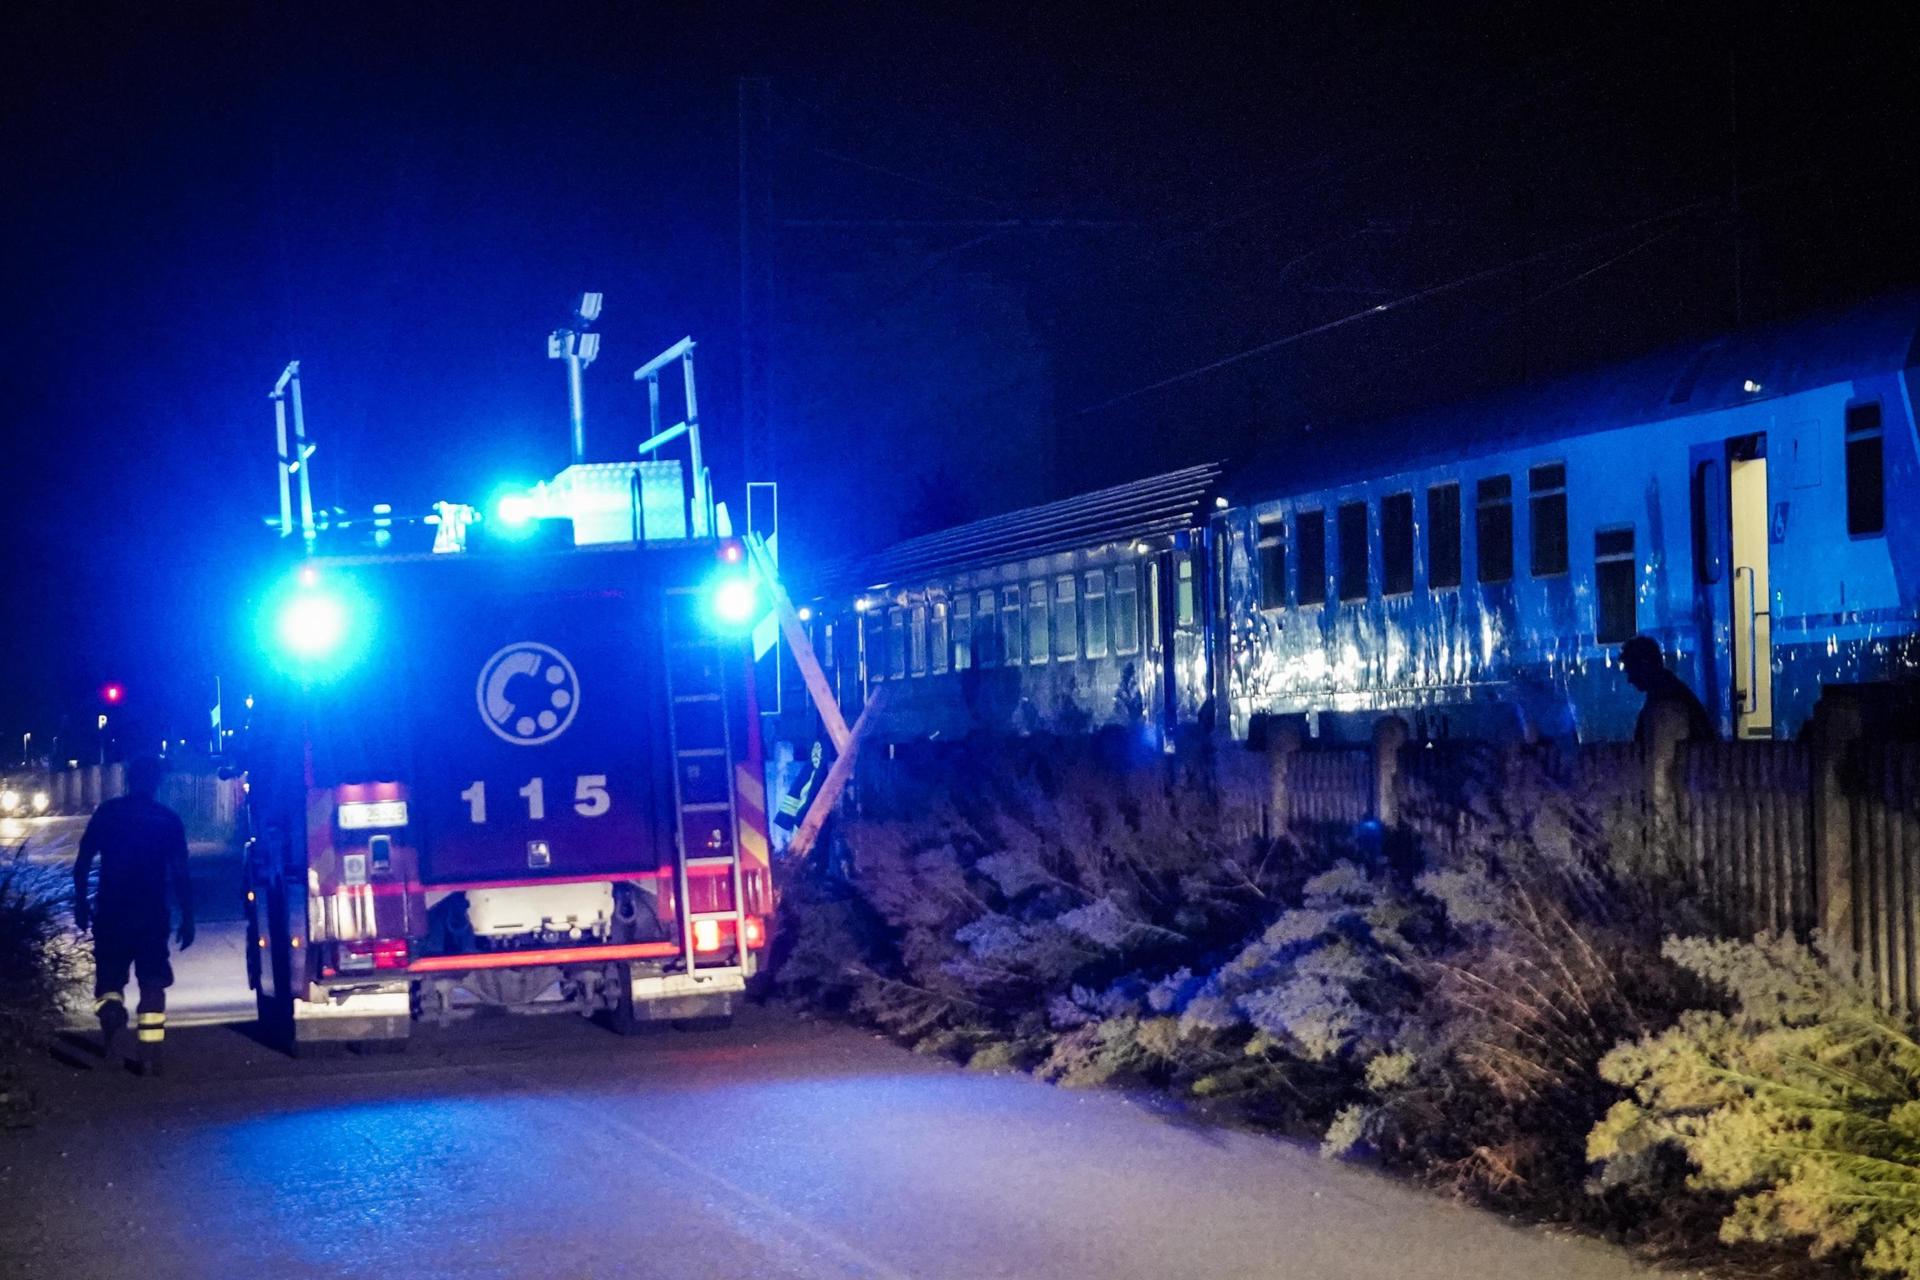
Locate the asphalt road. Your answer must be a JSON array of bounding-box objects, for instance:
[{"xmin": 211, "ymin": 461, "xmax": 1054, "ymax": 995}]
[{"xmin": 0, "ymin": 1007, "xmax": 1655, "ymax": 1280}]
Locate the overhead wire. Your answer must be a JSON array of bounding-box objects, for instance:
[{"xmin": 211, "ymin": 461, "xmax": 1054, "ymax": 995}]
[{"xmin": 1071, "ymin": 199, "xmax": 1719, "ymax": 418}]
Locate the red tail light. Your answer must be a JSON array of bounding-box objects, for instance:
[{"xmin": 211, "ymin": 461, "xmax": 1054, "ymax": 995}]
[
  {"xmin": 692, "ymin": 918, "xmax": 723, "ymax": 952},
  {"xmin": 334, "ymin": 938, "xmax": 410, "ymax": 974},
  {"xmin": 742, "ymin": 916, "xmax": 766, "ymax": 949}
]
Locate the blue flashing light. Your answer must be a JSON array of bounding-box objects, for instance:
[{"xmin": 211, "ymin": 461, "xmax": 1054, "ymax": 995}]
[
  {"xmin": 278, "ymin": 591, "xmax": 347, "ymax": 659},
  {"xmin": 257, "ymin": 568, "xmax": 374, "ymax": 682},
  {"xmin": 497, "ymin": 493, "xmax": 538, "ymax": 526},
  {"xmin": 710, "ymin": 575, "xmax": 759, "ymax": 628}
]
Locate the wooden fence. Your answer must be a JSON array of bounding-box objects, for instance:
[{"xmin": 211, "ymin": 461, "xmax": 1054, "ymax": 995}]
[
  {"xmin": 1843, "ymin": 742, "xmax": 1920, "ymax": 1016},
  {"xmin": 1683, "ymin": 741, "xmax": 1815, "ymax": 940},
  {"xmin": 1256, "ymin": 693, "xmax": 1920, "ymax": 1016}
]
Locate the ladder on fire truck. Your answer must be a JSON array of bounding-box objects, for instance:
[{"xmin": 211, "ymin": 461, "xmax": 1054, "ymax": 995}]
[{"xmin": 660, "ymin": 588, "xmax": 751, "ymax": 971}]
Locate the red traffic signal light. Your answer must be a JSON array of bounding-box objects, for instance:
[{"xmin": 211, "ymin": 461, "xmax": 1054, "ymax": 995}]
[{"xmin": 102, "ymin": 684, "xmax": 124, "ymax": 704}]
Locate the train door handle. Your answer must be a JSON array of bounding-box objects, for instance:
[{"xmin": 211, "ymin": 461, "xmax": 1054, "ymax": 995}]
[{"xmin": 1734, "ymin": 565, "xmax": 1758, "ymax": 713}]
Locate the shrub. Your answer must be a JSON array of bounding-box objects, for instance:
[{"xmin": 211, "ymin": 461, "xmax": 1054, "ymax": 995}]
[
  {"xmin": 1590, "ymin": 933, "xmax": 1920, "ymax": 1276},
  {"xmin": 1320, "ymin": 745, "xmax": 1705, "ymax": 1215},
  {"xmin": 0, "ymin": 857, "xmax": 85, "ymax": 1121},
  {"xmin": 774, "ymin": 735, "xmax": 1291, "ymax": 1064},
  {"xmin": 1340, "ymin": 863, "xmax": 1698, "ymax": 1213}
]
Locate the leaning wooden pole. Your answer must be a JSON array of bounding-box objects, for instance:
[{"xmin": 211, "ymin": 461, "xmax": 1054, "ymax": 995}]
[
  {"xmin": 743, "ymin": 531, "xmax": 883, "ymax": 858},
  {"xmin": 786, "ymin": 689, "xmax": 885, "ymax": 860},
  {"xmin": 745, "ymin": 533, "xmax": 852, "ymax": 752}
]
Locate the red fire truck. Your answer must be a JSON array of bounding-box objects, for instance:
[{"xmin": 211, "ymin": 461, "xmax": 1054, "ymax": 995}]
[{"xmin": 241, "ymin": 533, "xmax": 774, "ymax": 1050}]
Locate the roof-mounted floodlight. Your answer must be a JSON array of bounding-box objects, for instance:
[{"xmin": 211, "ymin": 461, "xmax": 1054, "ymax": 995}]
[{"xmin": 551, "ymin": 292, "xmax": 603, "ymax": 466}]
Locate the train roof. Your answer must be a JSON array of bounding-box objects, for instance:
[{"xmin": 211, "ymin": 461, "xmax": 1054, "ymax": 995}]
[
  {"xmin": 815, "ymin": 462, "xmax": 1224, "ymax": 597},
  {"xmin": 1228, "ymin": 293, "xmax": 1920, "ymax": 502}
]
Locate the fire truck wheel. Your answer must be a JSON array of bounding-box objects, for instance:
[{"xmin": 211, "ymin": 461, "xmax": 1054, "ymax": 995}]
[
  {"xmin": 601, "ymin": 966, "xmax": 665, "ymax": 1038},
  {"xmin": 254, "ymin": 987, "xmax": 288, "ymax": 1042}
]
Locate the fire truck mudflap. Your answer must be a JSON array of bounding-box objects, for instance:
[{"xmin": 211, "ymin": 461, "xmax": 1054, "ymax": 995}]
[{"xmin": 244, "ymin": 541, "xmax": 773, "ymax": 1050}]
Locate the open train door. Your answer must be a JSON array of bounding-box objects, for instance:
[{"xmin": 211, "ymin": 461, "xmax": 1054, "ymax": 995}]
[{"xmin": 1691, "ymin": 433, "xmax": 1775, "ymax": 739}]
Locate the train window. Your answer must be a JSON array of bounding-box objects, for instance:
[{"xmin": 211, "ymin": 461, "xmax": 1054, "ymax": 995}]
[
  {"xmin": 1476, "ymin": 476, "xmax": 1514, "ymax": 584},
  {"xmin": 1112, "ymin": 564, "xmax": 1140, "ymax": 654},
  {"xmin": 1147, "ymin": 560, "xmax": 1162, "ymax": 644},
  {"xmin": 888, "ymin": 608, "xmax": 908, "ymax": 679},
  {"xmin": 930, "ymin": 601, "xmax": 949, "ymax": 675},
  {"xmin": 1215, "ymin": 531, "xmax": 1231, "ymax": 620},
  {"xmin": 1427, "ymin": 483, "xmax": 1462, "ymax": 589},
  {"xmin": 1847, "ymin": 401, "xmax": 1885, "ymax": 536},
  {"xmin": 952, "ymin": 594, "xmax": 973, "ymax": 670},
  {"xmin": 1691, "ymin": 459, "xmax": 1725, "ymax": 583},
  {"xmin": 1083, "ymin": 571, "xmax": 1109, "ymax": 658},
  {"xmin": 909, "ymin": 605, "xmax": 928, "ymax": 676},
  {"xmin": 1000, "ymin": 587, "xmax": 1022, "ymax": 666},
  {"xmin": 1297, "ymin": 509, "xmax": 1327, "ymax": 605},
  {"xmin": 977, "ymin": 589, "xmax": 998, "ymax": 666},
  {"xmin": 1529, "ymin": 463, "xmax": 1568, "ymax": 577},
  {"xmin": 1053, "ymin": 576, "xmax": 1079, "ymax": 659},
  {"xmin": 863, "ymin": 609, "xmax": 886, "ymax": 682},
  {"xmin": 1594, "ymin": 527, "xmax": 1637, "ymax": 644},
  {"xmin": 1256, "ymin": 517, "xmax": 1287, "ymax": 610},
  {"xmin": 1337, "ymin": 501, "xmax": 1369, "ymax": 601},
  {"xmin": 1382, "ymin": 492, "xmax": 1414, "ymax": 596},
  {"xmin": 1026, "ymin": 582, "xmax": 1050, "ymax": 663},
  {"xmin": 1175, "ymin": 557, "xmax": 1196, "ymax": 626}
]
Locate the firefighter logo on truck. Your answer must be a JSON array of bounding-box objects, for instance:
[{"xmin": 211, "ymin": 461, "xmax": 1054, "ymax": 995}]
[{"xmin": 476, "ymin": 641, "xmax": 580, "ymax": 746}]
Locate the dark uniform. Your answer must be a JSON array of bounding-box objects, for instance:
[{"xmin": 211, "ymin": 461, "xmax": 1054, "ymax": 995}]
[
  {"xmin": 73, "ymin": 789, "xmax": 194, "ymax": 1071},
  {"xmin": 1631, "ymin": 667, "xmax": 1716, "ymax": 746}
]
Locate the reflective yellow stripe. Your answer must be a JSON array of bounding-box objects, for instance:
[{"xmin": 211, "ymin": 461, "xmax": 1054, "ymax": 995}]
[
  {"xmin": 93, "ymin": 992, "xmax": 125, "ymax": 1012},
  {"xmin": 734, "ymin": 767, "xmax": 765, "ymax": 812},
  {"xmin": 136, "ymin": 1028, "xmax": 165, "ymax": 1043},
  {"xmin": 137, "ymin": 1012, "xmax": 166, "ymax": 1027}
]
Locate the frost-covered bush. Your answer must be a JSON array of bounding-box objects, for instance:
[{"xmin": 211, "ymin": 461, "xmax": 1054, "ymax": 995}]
[
  {"xmin": 1591, "ymin": 933, "xmax": 1920, "ymax": 1277},
  {"xmin": 1176, "ymin": 861, "xmax": 1421, "ymax": 1054},
  {"xmin": 774, "ymin": 735, "xmax": 1291, "ymax": 1063},
  {"xmin": 0, "ymin": 857, "xmax": 85, "ymax": 1121},
  {"xmin": 1332, "ymin": 863, "xmax": 1696, "ymax": 1212},
  {"xmin": 1317, "ymin": 746, "xmax": 1702, "ymax": 1216}
]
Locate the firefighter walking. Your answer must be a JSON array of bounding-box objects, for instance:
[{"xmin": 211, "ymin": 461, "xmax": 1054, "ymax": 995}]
[{"xmin": 72, "ymin": 757, "xmax": 195, "ymax": 1076}]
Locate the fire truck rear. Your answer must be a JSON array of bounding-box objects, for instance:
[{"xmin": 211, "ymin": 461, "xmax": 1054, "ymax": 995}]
[{"xmin": 243, "ymin": 537, "xmax": 773, "ymax": 1050}]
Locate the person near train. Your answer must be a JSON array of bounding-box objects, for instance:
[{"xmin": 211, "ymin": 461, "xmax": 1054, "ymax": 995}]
[{"xmin": 1621, "ymin": 634, "xmax": 1716, "ymax": 746}]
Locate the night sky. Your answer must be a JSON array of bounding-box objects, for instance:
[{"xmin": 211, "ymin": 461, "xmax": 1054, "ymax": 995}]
[{"xmin": 5, "ymin": 2, "xmax": 1917, "ymax": 756}]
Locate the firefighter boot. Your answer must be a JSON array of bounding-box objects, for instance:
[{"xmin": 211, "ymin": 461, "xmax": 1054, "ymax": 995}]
[
  {"xmin": 135, "ymin": 1011, "xmax": 166, "ymax": 1077},
  {"xmin": 94, "ymin": 993, "xmax": 129, "ymax": 1069}
]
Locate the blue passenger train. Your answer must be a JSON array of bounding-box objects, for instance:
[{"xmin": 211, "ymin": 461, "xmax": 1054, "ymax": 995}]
[{"xmin": 801, "ymin": 296, "xmax": 1920, "ymax": 746}]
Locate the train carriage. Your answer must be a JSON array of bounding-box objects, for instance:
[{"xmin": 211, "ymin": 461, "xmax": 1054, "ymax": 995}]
[
  {"xmin": 1212, "ymin": 295, "xmax": 1920, "ymax": 743},
  {"xmin": 792, "ymin": 296, "xmax": 1919, "ymax": 753},
  {"xmin": 798, "ymin": 465, "xmax": 1224, "ymax": 747}
]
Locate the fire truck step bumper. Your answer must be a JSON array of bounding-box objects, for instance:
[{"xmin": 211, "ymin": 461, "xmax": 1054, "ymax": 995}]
[
  {"xmin": 627, "ymin": 969, "xmax": 744, "ymax": 1022},
  {"xmin": 297, "ymin": 984, "xmax": 411, "ymax": 1043}
]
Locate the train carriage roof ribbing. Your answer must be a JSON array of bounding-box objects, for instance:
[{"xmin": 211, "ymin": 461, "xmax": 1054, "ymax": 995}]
[
  {"xmin": 816, "ymin": 462, "xmax": 1223, "ymax": 596},
  {"xmin": 1231, "ymin": 293, "xmax": 1920, "ymax": 501}
]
